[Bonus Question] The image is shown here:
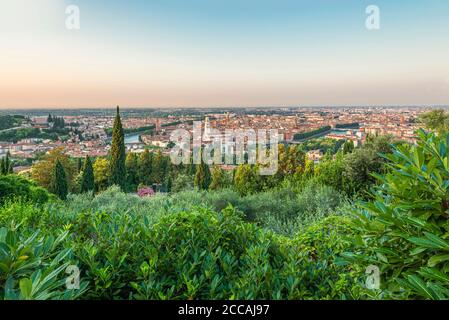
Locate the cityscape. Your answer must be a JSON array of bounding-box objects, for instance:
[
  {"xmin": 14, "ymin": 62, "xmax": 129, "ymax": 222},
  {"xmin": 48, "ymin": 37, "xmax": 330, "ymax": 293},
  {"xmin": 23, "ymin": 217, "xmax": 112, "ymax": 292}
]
[{"xmin": 0, "ymin": 106, "xmax": 431, "ymax": 174}]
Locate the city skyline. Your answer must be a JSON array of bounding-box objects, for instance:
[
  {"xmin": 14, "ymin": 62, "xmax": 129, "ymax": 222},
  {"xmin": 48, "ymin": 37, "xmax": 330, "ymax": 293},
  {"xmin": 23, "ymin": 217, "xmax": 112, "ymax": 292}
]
[{"xmin": 1, "ymin": 0, "xmax": 449, "ymax": 108}]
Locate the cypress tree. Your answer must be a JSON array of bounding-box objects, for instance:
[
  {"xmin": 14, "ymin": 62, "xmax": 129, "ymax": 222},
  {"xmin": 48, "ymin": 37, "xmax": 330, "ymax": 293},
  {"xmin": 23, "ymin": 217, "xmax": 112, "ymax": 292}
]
[
  {"xmin": 125, "ymin": 152, "xmax": 139, "ymax": 191},
  {"xmin": 51, "ymin": 159, "xmax": 68, "ymax": 200},
  {"xmin": 109, "ymin": 106, "xmax": 126, "ymax": 189},
  {"xmin": 166, "ymin": 175, "xmax": 173, "ymax": 193},
  {"xmin": 81, "ymin": 155, "xmax": 95, "ymax": 193},
  {"xmin": 194, "ymin": 162, "xmax": 211, "ymax": 190},
  {"xmin": 77, "ymin": 158, "xmax": 83, "ymax": 173},
  {"xmin": 1, "ymin": 152, "xmax": 13, "ymax": 175},
  {"xmin": 138, "ymin": 149, "xmax": 153, "ymax": 186},
  {"xmin": 151, "ymin": 150, "xmax": 163, "ymax": 183}
]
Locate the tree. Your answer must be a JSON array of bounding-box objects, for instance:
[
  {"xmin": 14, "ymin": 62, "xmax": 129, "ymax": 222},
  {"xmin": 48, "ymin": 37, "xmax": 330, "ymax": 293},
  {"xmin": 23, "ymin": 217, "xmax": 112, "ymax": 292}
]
[
  {"xmin": 233, "ymin": 164, "xmax": 259, "ymax": 196},
  {"xmin": 210, "ymin": 166, "xmax": 226, "ymax": 190},
  {"xmin": 80, "ymin": 155, "xmax": 95, "ymax": 193},
  {"xmin": 31, "ymin": 147, "xmax": 75, "ymax": 191},
  {"xmin": 166, "ymin": 175, "xmax": 173, "ymax": 193},
  {"xmin": 138, "ymin": 150, "xmax": 153, "ymax": 186},
  {"xmin": 418, "ymin": 109, "xmax": 449, "ymax": 136},
  {"xmin": 172, "ymin": 174, "xmax": 193, "ymax": 192},
  {"xmin": 0, "ymin": 175, "xmax": 51, "ymax": 205},
  {"xmin": 342, "ymin": 140, "xmax": 355, "ymax": 154},
  {"xmin": 194, "ymin": 162, "xmax": 211, "ymax": 190},
  {"xmin": 109, "ymin": 106, "xmax": 126, "ymax": 189},
  {"xmin": 346, "ymin": 130, "xmax": 449, "ymax": 299},
  {"xmin": 151, "ymin": 150, "xmax": 163, "ymax": 183},
  {"xmin": 125, "ymin": 152, "xmax": 139, "ymax": 191},
  {"xmin": 1, "ymin": 152, "xmax": 13, "ymax": 175},
  {"xmin": 314, "ymin": 151, "xmax": 345, "ymax": 192},
  {"xmin": 50, "ymin": 159, "xmax": 68, "ymax": 200},
  {"xmin": 93, "ymin": 158, "xmax": 109, "ymax": 192},
  {"xmin": 77, "ymin": 157, "xmax": 83, "ymax": 173}
]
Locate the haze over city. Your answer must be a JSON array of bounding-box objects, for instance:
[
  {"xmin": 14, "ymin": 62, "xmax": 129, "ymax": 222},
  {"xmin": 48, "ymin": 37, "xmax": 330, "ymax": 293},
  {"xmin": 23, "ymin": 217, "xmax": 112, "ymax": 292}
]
[{"xmin": 1, "ymin": 0, "xmax": 449, "ymax": 108}]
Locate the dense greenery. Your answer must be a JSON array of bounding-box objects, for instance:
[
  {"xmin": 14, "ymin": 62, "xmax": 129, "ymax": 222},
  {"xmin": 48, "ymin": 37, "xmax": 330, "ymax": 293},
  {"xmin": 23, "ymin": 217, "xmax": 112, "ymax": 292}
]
[
  {"xmin": 344, "ymin": 130, "xmax": 449, "ymax": 299},
  {"xmin": 293, "ymin": 126, "xmax": 331, "ymax": 141},
  {"xmin": 0, "ymin": 128, "xmax": 59, "ymax": 143},
  {"xmin": 0, "ymin": 175, "xmax": 52, "ymax": 205},
  {"xmin": 297, "ymin": 137, "xmax": 346, "ymax": 155},
  {"xmin": 4, "ymin": 113, "xmax": 449, "ymax": 300},
  {"xmin": 0, "ymin": 186, "xmax": 363, "ymax": 300},
  {"xmin": 0, "ymin": 115, "xmax": 25, "ymax": 131},
  {"xmin": 50, "ymin": 159, "xmax": 69, "ymax": 200},
  {"xmin": 0, "ymin": 152, "xmax": 14, "ymax": 176}
]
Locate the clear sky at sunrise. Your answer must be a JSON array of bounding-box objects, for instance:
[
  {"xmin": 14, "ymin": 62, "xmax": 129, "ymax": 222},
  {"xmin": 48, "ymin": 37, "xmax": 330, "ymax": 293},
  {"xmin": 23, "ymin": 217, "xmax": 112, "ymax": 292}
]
[{"xmin": 1, "ymin": 0, "xmax": 449, "ymax": 108}]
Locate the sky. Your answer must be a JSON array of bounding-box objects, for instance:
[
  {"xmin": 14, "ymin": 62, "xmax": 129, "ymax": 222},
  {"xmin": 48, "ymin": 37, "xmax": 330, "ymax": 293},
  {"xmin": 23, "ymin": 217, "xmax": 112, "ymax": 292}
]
[{"xmin": 0, "ymin": 0, "xmax": 449, "ymax": 108}]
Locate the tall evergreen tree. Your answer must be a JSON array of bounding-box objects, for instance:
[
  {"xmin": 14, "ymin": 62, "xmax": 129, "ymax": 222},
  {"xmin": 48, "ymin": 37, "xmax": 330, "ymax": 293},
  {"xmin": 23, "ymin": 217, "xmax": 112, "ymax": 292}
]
[
  {"xmin": 0, "ymin": 158, "xmax": 4, "ymax": 176},
  {"xmin": 210, "ymin": 166, "xmax": 225, "ymax": 190},
  {"xmin": 166, "ymin": 175, "xmax": 173, "ymax": 193},
  {"xmin": 125, "ymin": 152, "xmax": 139, "ymax": 191},
  {"xmin": 77, "ymin": 158, "xmax": 83, "ymax": 173},
  {"xmin": 81, "ymin": 155, "xmax": 95, "ymax": 193},
  {"xmin": 109, "ymin": 106, "xmax": 126, "ymax": 189},
  {"xmin": 138, "ymin": 149, "xmax": 153, "ymax": 186},
  {"xmin": 51, "ymin": 159, "xmax": 68, "ymax": 200},
  {"xmin": 343, "ymin": 140, "xmax": 355, "ymax": 154},
  {"xmin": 194, "ymin": 162, "xmax": 211, "ymax": 190},
  {"xmin": 1, "ymin": 152, "xmax": 13, "ymax": 175},
  {"xmin": 151, "ymin": 150, "xmax": 163, "ymax": 183}
]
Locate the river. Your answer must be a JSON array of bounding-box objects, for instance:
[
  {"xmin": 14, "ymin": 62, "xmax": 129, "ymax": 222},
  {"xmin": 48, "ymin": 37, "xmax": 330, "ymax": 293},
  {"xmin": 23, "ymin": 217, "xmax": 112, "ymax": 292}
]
[{"xmin": 124, "ymin": 133, "xmax": 141, "ymax": 144}]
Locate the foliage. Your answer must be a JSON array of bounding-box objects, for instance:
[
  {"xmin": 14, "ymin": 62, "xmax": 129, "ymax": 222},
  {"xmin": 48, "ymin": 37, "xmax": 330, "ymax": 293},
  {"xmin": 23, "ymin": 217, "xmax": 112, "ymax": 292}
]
[
  {"xmin": 0, "ymin": 152, "xmax": 14, "ymax": 175},
  {"xmin": 418, "ymin": 109, "xmax": 449, "ymax": 136},
  {"xmin": 138, "ymin": 150, "xmax": 152, "ymax": 186},
  {"xmin": 345, "ymin": 130, "xmax": 449, "ymax": 299},
  {"xmin": 294, "ymin": 126, "xmax": 331, "ymax": 141},
  {"xmin": 297, "ymin": 138, "xmax": 345, "ymax": 155},
  {"xmin": 93, "ymin": 158, "xmax": 109, "ymax": 192},
  {"xmin": 50, "ymin": 160, "xmax": 68, "ymax": 200},
  {"xmin": 209, "ymin": 166, "xmax": 229, "ymax": 190},
  {"xmin": 0, "ymin": 226, "xmax": 87, "ymax": 300},
  {"xmin": 0, "ymin": 115, "xmax": 24, "ymax": 131},
  {"xmin": 109, "ymin": 106, "xmax": 126, "ymax": 189},
  {"xmin": 194, "ymin": 162, "xmax": 211, "ymax": 190},
  {"xmin": 80, "ymin": 156, "xmax": 95, "ymax": 193},
  {"xmin": 234, "ymin": 164, "xmax": 260, "ymax": 196},
  {"xmin": 0, "ymin": 175, "xmax": 52, "ymax": 205},
  {"xmin": 172, "ymin": 174, "xmax": 193, "ymax": 193},
  {"xmin": 31, "ymin": 147, "xmax": 76, "ymax": 191},
  {"xmin": 125, "ymin": 153, "xmax": 139, "ymax": 192}
]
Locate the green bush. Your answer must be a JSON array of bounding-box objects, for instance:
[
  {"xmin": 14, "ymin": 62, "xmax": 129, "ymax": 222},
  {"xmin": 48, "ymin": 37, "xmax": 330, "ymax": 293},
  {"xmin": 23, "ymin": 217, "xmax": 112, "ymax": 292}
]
[
  {"xmin": 0, "ymin": 226, "xmax": 87, "ymax": 300},
  {"xmin": 345, "ymin": 130, "xmax": 449, "ymax": 299},
  {"xmin": 0, "ymin": 175, "xmax": 52, "ymax": 205},
  {"xmin": 0, "ymin": 187, "xmax": 359, "ymax": 300}
]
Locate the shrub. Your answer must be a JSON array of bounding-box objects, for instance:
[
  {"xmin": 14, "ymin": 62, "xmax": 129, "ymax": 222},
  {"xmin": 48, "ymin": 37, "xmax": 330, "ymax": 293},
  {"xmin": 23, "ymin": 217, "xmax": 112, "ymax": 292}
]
[
  {"xmin": 0, "ymin": 175, "xmax": 52, "ymax": 205},
  {"xmin": 345, "ymin": 130, "xmax": 449, "ymax": 299},
  {"xmin": 0, "ymin": 226, "xmax": 87, "ymax": 300},
  {"xmin": 137, "ymin": 187, "xmax": 155, "ymax": 198}
]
